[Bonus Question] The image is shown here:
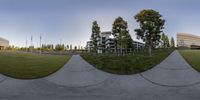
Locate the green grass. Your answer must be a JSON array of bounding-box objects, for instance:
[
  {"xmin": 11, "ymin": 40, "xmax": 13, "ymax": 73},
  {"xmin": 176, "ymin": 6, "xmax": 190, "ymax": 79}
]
[
  {"xmin": 81, "ymin": 49, "xmax": 174, "ymax": 74},
  {"xmin": 0, "ymin": 51, "xmax": 70, "ymax": 79},
  {"xmin": 179, "ymin": 50, "xmax": 200, "ymax": 71}
]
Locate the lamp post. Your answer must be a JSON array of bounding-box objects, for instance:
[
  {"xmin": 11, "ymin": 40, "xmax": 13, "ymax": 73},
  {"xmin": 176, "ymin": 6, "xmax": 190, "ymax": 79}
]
[
  {"xmin": 26, "ymin": 40, "xmax": 28, "ymax": 52},
  {"xmin": 31, "ymin": 35, "xmax": 33, "ymax": 53},
  {"xmin": 40, "ymin": 34, "xmax": 42, "ymax": 54}
]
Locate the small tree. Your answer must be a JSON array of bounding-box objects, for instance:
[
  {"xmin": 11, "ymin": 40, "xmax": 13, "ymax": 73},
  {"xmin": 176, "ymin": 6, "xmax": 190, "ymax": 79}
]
[
  {"xmin": 134, "ymin": 9, "xmax": 165, "ymax": 56},
  {"xmin": 171, "ymin": 37, "xmax": 175, "ymax": 48},
  {"xmin": 161, "ymin": 33, "xmax": 166, "ymax": 48},
  {"xmin": 126, "ymin": 33, "xmax": 134, "ymax": 52},
  {"xmin": 112, "ymin": 16, "xmax": 132, "ymax": 55},
  {"xmin": 55, "ymin": 44, "xmax": 65, "ymax": 51},
  {"xmin": 165, "ymin": 35, "xmax": 170, "ymax": 48},
  {"xmin": 90, "ymin": 21, "xmax": 101, "ymax": 53},
  {"xmin": 74, "ymin": 46, "xmax": 77, "ymax": 51},
  {"xmin": 66, "ymin": 45, "xmax": 69, "ymax": 51},
  {"xmin": 70, "ymin": 44, "xmax": 72, "ymax": 51}
]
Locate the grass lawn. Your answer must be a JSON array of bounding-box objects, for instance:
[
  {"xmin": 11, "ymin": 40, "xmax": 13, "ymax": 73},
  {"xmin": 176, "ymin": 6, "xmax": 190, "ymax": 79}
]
[
  {"xmin": 179, "ymin": 50, "xmax": 200, "ymax": 71},
  {"xmin": 81, "ymin": 49, "xmax": 174, "ymax": 74},
  {"xmin": 0, "ymin": 51, "xmax": 70, "ymax": 79}
]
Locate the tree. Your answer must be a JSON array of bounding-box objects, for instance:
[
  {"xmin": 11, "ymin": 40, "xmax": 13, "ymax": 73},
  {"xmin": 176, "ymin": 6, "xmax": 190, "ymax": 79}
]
[
  {"xmin": 66, "ymin": 45, "xmax": 69, "ymax": 51},
  {"xmin": 90, "ymin": 21, "xmax": 100, "ymax": 53},
  {"xmin": 161, "ymin": 33, "xmax": 166, "ymax": 48},
  {"xmin": 74, "ymin": 46, "xmax": 77, "ymax": 51},
  {"xmin": 171, "ymin": 37, "xmax": 175, "ymax": 48},
  {"xmin": 134, "ymin": 9, "xmax": 165, "ymax": 56},
  {"xmin": 42, "ymin": 44, "xmax": 54, "ymax": 51},
  {"xmin": 161, "ymin": 33, "xmax": 170, "ymax": 48},
  {"xmin": 126, "ymin": 33, "xmax": 134, "ymax": 52},
  {"xmin": 112, "ymin": 16, "xmax": 132, "ymax": 55},
  {"xmin": 165, "ymin": 35, "xmax": 170, "ymax": 48},
  {"xmin": 70, "ymin": 44, "xmax": 72, "ymax": 50},
  {"xmin": 55, "ymin": 44, "xmax": 65, "ymax": 51}
]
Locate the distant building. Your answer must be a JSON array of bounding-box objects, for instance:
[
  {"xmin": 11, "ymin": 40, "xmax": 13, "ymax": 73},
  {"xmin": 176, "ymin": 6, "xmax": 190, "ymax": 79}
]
[
  {"xmin": 86, "ymin": 31, "xmax": 145, "ymax": 53},
  {"xmin": 177, "ymin": 33, "xmax": 200, "ymax": 49},
  {"xmin": 97, "ymin": 31, "xmax": 113, "ymax": 53},
  {"xmin": 133, "ymin": 41, "xmax": 145, "ymax": 51},
  {"xmin": 0, "ymin": 37, "xmax": 9, "ymax": 50},
  {"xmin": 86, "ymin": 41, "xmax": 93, "ymax": 52}
]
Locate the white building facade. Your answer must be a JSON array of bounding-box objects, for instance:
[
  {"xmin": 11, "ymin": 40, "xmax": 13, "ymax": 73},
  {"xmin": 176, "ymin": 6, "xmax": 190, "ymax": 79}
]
[
  {"xmin": 0, "ymin": 37, "xmax": 9, "ymax": 50},
  {"xmin": 86, "ymin": 31, "xmax": 145, "ymax": 53}
]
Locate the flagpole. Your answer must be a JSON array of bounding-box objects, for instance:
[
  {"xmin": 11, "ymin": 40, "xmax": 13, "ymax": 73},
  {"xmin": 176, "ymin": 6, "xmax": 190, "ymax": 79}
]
[
  {"xmin": 31, "ymin": 35, "xmax": 33, "ymax": 53},
  {"xmin": 40, "ymin": 34, "xmax": 42, "ymax": 54},
  {"xmin": 26, "ymin": 40, "xmax": 27, "ymax": 52}
]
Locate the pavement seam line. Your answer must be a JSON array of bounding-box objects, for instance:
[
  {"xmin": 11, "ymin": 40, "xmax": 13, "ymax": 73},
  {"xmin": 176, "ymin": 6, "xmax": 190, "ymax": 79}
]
[
  {"xmin": 44, "ymin": 75, "xmax": 111, "ymax": 88},
  {"xmin": 156, "ymin": 67, "xmax": 190, "ymax": 70},
  {"xmin": 139, "ymin": 73, "xmax": 200, "ymax": 87},
  {"xmin": 0, "ymin": 77, "xmax": 6, "ymax": 84}
]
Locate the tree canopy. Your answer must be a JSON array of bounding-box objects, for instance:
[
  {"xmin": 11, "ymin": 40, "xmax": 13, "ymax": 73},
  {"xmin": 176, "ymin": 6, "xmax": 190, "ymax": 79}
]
[
  {"xmin": 161, "ymin": 33, "xmax": 170, "ymax": 48},
  {"xmin": 90, "ymin": 21, "xmax": 101, "ymax": 53},
  {"xmin": 171, "ymin": 37, "xmax": 175, "ymax": 48},
  {"xmin": 112, "ymin": 16, "xmax": 133, "ymax": 54},
  {"xmin": 134, "ymin": 9, "xmax": 165, "ymax": 56}
]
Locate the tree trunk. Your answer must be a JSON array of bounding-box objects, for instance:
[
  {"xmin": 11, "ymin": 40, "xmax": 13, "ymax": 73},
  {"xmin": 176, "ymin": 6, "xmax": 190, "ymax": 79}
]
[
  {"xmin": 120, "ymin": 45, "xmax": 123, "ymax": 55},
  {"xmin": 148, "ymin": 45, "xmax": 152, "ymax": 57}
]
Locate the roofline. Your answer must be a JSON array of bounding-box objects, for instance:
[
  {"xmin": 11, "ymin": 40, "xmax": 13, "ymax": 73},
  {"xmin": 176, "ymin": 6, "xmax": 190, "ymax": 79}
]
[
  {"xmin": 177, "ymin": 33, "xmax": 200, "ymax": 38},
  {"xmin": 0, "ymin": 37, "xmax": 9, "ymax": 42}
]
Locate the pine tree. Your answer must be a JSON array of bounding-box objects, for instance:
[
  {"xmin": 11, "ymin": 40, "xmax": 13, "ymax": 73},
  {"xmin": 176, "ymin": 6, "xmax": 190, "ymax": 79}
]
[
  {"xmin": 112, "ymin": 16, "xmax": 132, "ymax": 55},
  {"xmin": 171, "ymin": 37, "xmax": 175, "ymax": 48},
  {"xmin": 90, "ymin": 21, "xmax": 100, "ymax": 53},
  {"xmin": 161, "ymin": 33, "xmax": 166, "ymax": 48},
  {"xmin": 165, "ymin": 35, "xmax": 170, "ymax": 48}
]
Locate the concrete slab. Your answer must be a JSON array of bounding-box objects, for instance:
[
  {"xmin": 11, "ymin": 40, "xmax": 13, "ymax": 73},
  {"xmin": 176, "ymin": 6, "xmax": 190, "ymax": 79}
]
[
  {"xmin": 141, "ymin": 67, "xmax": 200, "ymax": 86},
  {"xmin": 0, "ymin": 74, "xmax": 6, "ymax": 83},
  {"xmin": 46, "ymin": 55, "xmax": 110, "ymax": 87},
  {"xmin": 1, "ymin": 50, "xmax": 200, "ymax": 100},
  {"xmin": 155, "ymin": 50, "xmax": 191, "ymax": 69},
  {"xmin": 141, "ymin": 50, "xmax": 200, "ymax": 87}
]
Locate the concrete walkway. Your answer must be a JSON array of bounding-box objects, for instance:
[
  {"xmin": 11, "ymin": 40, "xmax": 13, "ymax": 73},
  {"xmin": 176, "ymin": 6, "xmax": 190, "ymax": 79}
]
[
  {"xmin": 1, "ymin": 50, "xmax": 200, "ymax": 100},
  {"xmin": 46, "ymin": 55, "xmax": 110, "ymax": 87}
]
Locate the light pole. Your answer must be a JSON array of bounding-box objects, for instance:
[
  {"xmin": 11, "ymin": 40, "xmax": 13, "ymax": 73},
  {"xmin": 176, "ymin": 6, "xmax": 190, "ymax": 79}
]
[
  {"xmin": 31, "ymin": 35, "xmax": 33, "ymax": 53},
  {"xmin": 26, "ymin": 40, "xmax": 28, "ymax": 52},
  {"xmin": 40, "ymin": 34, "xmax": 42, "ymax": 54}
]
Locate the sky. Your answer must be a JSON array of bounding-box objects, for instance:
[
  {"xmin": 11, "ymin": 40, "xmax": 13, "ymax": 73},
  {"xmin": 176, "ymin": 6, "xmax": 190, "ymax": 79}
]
[{"xmin": 0, "ymin": 0, "xmax": 200, "ymax": 47}]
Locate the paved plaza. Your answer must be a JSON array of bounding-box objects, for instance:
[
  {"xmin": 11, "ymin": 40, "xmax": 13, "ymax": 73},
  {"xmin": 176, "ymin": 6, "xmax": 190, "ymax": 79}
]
[{"xmin": 1, "ymin": 50, "xmax": 200, "ymax": 100}]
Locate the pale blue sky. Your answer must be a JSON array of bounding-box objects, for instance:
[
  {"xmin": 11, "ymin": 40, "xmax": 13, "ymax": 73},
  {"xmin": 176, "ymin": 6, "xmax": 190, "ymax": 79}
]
[{"xmin": 0, "ymin": 0, "xmax": 200, "ymax": 47}]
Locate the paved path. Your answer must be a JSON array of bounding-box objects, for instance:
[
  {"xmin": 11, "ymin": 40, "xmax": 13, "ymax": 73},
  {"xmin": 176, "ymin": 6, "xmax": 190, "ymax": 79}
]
[{"xmin": 1, "ymin": 50, "xmax": 200, "ymax": 100}]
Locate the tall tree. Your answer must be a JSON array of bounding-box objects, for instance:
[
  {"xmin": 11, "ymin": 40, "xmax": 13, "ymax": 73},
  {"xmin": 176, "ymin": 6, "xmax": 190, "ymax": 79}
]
[
  {"xmin": 161, "ymin": 33, "xmax": 166, "ymax": 48},
  {"xmin": 134, "ymin": 9, "xmax": 165, "ymax": 56},
  {"xmin": 112, "ymin": 16, "xmax": 132, "ymax": 55},
  {"xmin": 165, "ymin": 35, "xmax": 170, "ymax": 48},
  {"xmin": 90, "ymin": 21, "xmax": 100, "ymax": 53},
  {"xmin": 66, "ymin": 45, "xmax": 69, "ymax": 51},
  {"xmin": 171, "ymin": 37, "xmax": 175, "ymax": 48},
  {"xmin": 126, "ymin": 33, "xmax": 134, "ymax": 52}
]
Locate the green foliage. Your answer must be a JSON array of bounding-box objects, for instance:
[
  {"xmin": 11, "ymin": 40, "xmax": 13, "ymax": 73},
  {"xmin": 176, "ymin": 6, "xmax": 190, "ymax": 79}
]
[
  {"xmin": 171, "ymin": 37, "xmax": 175, "ymax": 48},
  {"xmin": 134, "ymin": 9, "xmax": 165, "ymax": 56},
  {"xmin": 165, "ymin": 35, "xmax": 170, "ymax": 48},
  {"xmin": 74, "ymin": 46, "xmax": 77, "ymax": 51},
  {"xmin": 42, "ymin": 44, "xmax": 54, "ymax": 51},
  {"xmin": 161, "ymin": 33, "xmax": 166, "ymax": 48},
  {"xmin": 112, "ymin": 16, "xmax": 133, "ymax": 54},
  {"xmin": 91, "ymin": 21, "xmax": 101, "ymax": 53},
  {"xmin": 55, "ymin": 44, "xmax": 65, "ymax": 51},
  {"xmin": 82, "ymin": 49, "xmax": 173, "ymax": 74},
  {"xmin": 161, "ymin": 33, "xmax": 170, "ymax": 48}
]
